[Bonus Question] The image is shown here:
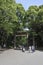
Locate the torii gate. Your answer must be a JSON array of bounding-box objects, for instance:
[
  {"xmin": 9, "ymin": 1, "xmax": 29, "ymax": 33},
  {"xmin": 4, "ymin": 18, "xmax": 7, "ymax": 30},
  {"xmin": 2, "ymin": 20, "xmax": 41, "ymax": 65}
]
[{"xmin": 14, "ymin": 31, "xmax": 29, "ymax": 48}]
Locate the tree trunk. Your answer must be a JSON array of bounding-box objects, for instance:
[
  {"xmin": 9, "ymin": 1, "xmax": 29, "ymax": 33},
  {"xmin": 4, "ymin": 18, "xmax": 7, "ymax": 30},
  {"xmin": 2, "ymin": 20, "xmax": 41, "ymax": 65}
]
[
  {"xmin": 14, "ymin": 35, "xmax": 16, "ymax": 48},
  {"xmin": 33, "ymin": 35, "xmax": 35, "ymax": 47}
]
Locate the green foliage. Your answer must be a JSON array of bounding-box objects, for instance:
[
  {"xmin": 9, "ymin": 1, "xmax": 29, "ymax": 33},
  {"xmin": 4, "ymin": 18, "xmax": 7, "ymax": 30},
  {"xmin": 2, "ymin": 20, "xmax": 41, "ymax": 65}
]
[
  {"xmin": 26, "ymin": 5, "xmax": 43, "ymax": 46},
  {"xmin": 16, "ymin": 36, "xmax": 27, "ymax": 47},
  {"xmin": 0, "ymin": 0, "xmax": 25, "ymax": 48},
  {"xmin": 0, "ymin": 0, "xmax": 43, "ymax": 48},
  {"xmin": 16, "ymin": 4, "xmax": 25, "ymax": 30},
  {"xmin": 0, "ymin": 0, "xmax": 18, "ymax": 34}
]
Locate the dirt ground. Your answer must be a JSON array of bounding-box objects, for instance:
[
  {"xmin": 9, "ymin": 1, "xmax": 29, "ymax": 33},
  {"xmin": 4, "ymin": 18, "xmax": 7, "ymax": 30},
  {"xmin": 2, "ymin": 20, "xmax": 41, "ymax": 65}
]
[{"xmin": 0, "ymin": 49, "xmax": 43, "ymax": 65}]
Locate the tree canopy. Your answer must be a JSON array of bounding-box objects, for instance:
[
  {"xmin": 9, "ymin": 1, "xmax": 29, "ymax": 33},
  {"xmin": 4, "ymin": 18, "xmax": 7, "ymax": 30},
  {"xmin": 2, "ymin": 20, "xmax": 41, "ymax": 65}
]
[{"xmin": 0, "ymin": 0, "xmax": 43, "ymax": 48}]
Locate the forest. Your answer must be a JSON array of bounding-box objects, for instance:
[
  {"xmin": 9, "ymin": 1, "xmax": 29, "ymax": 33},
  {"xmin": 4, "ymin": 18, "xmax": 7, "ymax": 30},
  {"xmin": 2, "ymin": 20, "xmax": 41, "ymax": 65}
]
[{"xmin": 0, "ymin": 0, "xmax": 43, "ymax": 48}]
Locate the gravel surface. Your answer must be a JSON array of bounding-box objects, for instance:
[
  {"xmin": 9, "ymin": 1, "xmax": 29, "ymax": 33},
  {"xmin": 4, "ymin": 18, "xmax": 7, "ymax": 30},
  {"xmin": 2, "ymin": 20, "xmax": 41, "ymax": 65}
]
[{"xmin": 0, "ymin": 49, "xmax": 43, "ymax": 65}]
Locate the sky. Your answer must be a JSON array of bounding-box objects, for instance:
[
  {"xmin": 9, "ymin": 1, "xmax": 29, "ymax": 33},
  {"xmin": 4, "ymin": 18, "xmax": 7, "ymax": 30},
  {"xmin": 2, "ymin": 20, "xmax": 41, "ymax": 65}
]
[{"xmin": 16, "ymin": 0, "xmax": 43, "ymax": 10}]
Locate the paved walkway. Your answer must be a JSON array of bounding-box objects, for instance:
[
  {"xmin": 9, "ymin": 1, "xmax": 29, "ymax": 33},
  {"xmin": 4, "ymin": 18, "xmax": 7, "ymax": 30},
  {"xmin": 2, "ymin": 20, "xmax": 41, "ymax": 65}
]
[{"xmin": 0, "ymin": 49, "xmax": 43, "ymax": 65}]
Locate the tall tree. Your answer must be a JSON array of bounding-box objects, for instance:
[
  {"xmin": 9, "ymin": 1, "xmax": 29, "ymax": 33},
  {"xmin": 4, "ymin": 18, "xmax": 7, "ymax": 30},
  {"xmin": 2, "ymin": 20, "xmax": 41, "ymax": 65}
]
[
  {"xmin": 0, "ymin": 0, "xmax": 19, "ymax": 47},
  {"xmin": 26, "ymin": 5, "xmax": 43, "ymax": 47},
  {"xmin": 16, "ymin": 3, "xmax": 25, "ymax": 30}
]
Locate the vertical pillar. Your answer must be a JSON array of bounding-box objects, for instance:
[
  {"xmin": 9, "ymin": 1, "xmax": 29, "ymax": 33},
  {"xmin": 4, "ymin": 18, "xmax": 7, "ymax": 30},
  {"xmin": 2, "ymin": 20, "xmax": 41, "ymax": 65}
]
[
  {"xmin": 14, "ymin": 35, "xmax": 16, "ymax": 49},
  {"xmin": 27, "ymin": 34, "xmax": 28, "ymax": 49},
  {"xmin": 33, "ymin": 35, "xmax": 35, "ymax": 46}
]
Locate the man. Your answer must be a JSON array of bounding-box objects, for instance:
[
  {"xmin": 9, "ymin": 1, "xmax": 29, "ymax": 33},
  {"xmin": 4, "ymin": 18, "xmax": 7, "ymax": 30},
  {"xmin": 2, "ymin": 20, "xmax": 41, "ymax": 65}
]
[{"xmin": 32, "ymin": 45, "xmax": 35, "ymax": 52}]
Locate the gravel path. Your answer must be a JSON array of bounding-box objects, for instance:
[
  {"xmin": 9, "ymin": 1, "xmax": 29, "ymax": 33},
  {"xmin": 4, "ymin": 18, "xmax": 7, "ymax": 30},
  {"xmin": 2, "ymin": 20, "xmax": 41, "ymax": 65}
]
[{"xmin": 0, "ymin": 49, "xmax": 43, "ymax": 65}]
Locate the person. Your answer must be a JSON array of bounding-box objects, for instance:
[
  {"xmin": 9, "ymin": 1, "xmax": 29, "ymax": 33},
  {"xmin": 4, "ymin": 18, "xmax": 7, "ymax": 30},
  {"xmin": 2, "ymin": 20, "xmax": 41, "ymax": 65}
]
[
  {"xmin": 32, "ymin": 45, "xmax": 35, "ymax": 52},
  {"xmin": 22, "ymin": 46, "xmax": 25, "ymax": 52},
  {"xmin": 4, "ymin": 44, "xmax": 6, "ymax": 48},
  {"xmin": 29, "ymin": 46, "xmax": 32, "ymax": 53}
]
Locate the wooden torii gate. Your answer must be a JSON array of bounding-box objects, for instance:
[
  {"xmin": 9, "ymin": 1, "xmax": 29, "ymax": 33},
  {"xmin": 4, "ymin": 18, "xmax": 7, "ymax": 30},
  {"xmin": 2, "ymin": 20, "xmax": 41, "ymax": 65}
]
[{"xmin": 14, "ymin": 31, "xmax": 29, "ymax": 48}]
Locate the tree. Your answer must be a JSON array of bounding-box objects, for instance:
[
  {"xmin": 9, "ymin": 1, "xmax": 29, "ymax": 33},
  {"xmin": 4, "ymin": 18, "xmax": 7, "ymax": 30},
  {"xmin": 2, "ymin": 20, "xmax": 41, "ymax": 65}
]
[
  {"xmin": 16, "ymin": 4, "xmax": 25, "ymax": 31},
  {"xmin": 0, "ymin": 0, "xmax": 20, "ymax": 47},
  {"xmin": 26, "ymin": 5, "xmax": 43, "ymax": 47}
]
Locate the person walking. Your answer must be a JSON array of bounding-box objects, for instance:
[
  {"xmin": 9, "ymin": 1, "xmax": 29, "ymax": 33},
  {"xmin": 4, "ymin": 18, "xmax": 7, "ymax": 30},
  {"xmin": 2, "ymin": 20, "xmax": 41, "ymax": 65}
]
[
  {"xmin": 29, "ymin": 46, "xmax": 32, "ymax": 53},
  {"xmin": 32, "ymin": 45, "xmax": 35, "ymax": 52}
]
